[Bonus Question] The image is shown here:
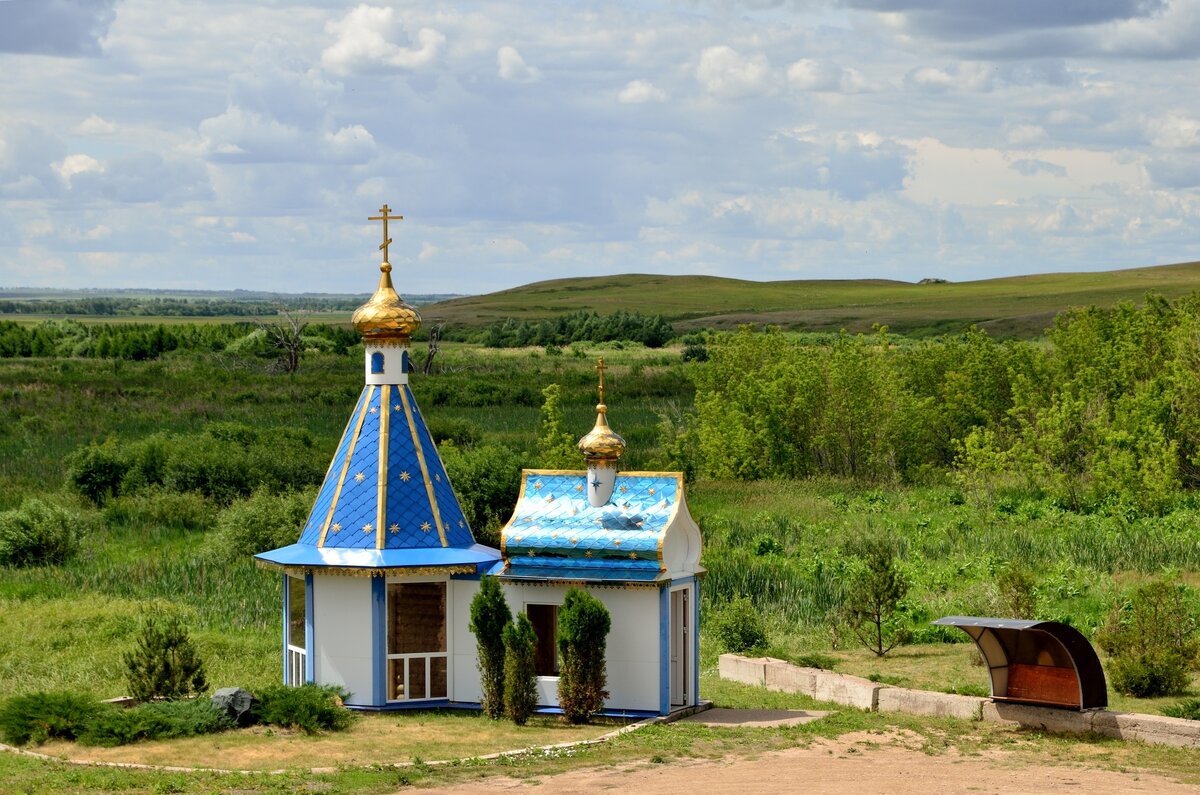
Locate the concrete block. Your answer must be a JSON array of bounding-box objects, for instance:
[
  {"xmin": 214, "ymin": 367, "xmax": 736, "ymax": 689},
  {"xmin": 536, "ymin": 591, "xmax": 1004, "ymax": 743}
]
[
  {"xmin": 718, "ymin": 654, "xmax": 769, "ymax": 687},
  {"xmin": 810, "ymin": 670, "xmax": 882, "ymax": 710},
  {"xmin": 981, "ymin": 701, "xmax": 1095, "ymax": 735},
  {"xmin": 1092, "ymin": 711, "xmax": 1200, "ymax": 749},
  {"xmin": 877, "ymin": 687, "xmax": 984, "ymax": 721},
  {"xmin": 764, "ymin": 661, "xmax": 817, "ymax": 695}
]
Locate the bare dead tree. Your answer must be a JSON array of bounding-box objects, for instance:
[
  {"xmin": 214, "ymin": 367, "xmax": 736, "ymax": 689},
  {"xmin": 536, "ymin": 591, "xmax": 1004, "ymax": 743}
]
[
  {"xmin": 259, "ymin": 307, "xmax": 308, "ymax": 375},
  {"xmin": 421, "ymin": 322, "xmax": 445, "ymax": 376}
]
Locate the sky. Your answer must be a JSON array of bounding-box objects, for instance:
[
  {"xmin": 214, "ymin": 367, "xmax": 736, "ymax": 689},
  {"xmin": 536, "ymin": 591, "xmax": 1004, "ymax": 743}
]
[{"xmin": 3, "ymin": 0, "xmax": 1200, "ymax": 295}]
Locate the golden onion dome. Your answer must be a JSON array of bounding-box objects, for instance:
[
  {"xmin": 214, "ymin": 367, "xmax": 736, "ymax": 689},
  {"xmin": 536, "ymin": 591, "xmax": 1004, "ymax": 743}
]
[
  {"xmin": 577, "ymin": 357, "xmax": 625, "ymax": 463},
  {"xmin": 351, "ymin": 262, "xmax": 421, "ymax": 341},
  {"xmin": 578, "ymin": 404, "xmax": 627, "ymax": 463}
]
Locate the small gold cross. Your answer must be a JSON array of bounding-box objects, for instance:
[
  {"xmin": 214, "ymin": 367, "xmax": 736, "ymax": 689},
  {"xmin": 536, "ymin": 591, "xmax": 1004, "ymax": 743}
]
[{"xmin": 368, "ymin": 204, "xmax": 404, "ymax": 263}]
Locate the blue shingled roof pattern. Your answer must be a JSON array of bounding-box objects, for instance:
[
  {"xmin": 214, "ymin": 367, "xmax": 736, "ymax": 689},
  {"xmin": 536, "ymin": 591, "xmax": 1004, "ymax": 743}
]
[
  {"xmin": 501, "ymin": 472, "xmax": 681, "ymax": 570},
  {"xmin": 264, "ymin": 381, "xmax": 488, "ymax": 570}
]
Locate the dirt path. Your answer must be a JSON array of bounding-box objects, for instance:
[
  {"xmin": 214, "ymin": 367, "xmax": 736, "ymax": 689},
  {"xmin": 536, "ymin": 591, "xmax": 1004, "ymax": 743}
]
[{"xmin": 431, "ymin": 735, "xmax": 1197, "ymax": 794}]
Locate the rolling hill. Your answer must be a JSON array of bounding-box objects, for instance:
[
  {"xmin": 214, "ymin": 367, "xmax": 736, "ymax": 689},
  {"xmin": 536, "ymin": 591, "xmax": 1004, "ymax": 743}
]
[{"xmin": 422, "ymin": 261, "xmax": 1200, "ymax": 338}]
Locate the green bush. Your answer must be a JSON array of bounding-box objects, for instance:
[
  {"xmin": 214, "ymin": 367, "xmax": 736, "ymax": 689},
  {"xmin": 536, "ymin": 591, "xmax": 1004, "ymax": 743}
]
[
  {"xmin": 468, "ymin": 575, "xmax": 512, "ymax": 720},
  {"xmin": 1162, "ymin": 698, "xmax": 1200, "ymax": 721},
  {"xmin": 66, "ymin": 439, "xmax": 129, "ymax": 505},
  {"xmin": 1097, "ymin": 577, "xmax": 1200, "ymax": 698},
  {"xmin": 440, "ymin": 442, "xmax": 524, "ymax": 547},
  {"xmin": 253, "ymin": 683, "xmax": 353, "ymax": 734},
  {"xmin": 124, "ymin": 612, "xmax": 208, "ymax": 702},
  {"xmin": 0, "ymin": 691, "xmax": 103, "ymax": 746},
  {"xmin": 208, "ymin": 487, "xmax": 314, "ymax": 558},
  {"xmin": 503, "ymin": 613, "xmax": 538, "ymax": 726},
  {"xmin": 103, "ymin": 489, "xmax": 214, "ymax": 533},
  {"xmin": 77, "ymin": 699, "xmax": 232, "ymax": 747},
  {"xmin": 752, "ymin": 534, "xmax": 783, "ymax": 556},
  {"xmin": 556, "ymin": 588, "xmax": 611, "ymax": 724},
  {"xmin": 708, "ymin": 594, "xmax": 769, "ymax": 654},
  {"xmin": 842, "ymin": 536, "xmax": 910, "ymax": 657},
  {"xmin": 0, "ymin": 498, "xmax": 87, "ymax": 567}
]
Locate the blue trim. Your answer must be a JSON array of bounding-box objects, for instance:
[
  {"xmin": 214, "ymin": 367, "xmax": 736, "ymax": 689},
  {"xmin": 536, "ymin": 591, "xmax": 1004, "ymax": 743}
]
[
  {"xmin": 692, "ymin": 581, "xmax": 700, "ymax": 706},
  {"xmin": 372, "ymin": 575, "xmax": 386, "ymax": 706},
  {"xmin": 304, "ymin": 572, "xmax": 315, "ymax": 683},
  {"xmin": 346, "ymin": 701, "xmax": 660, "ymax": 720},
  {"xmin": 280, "ymin": 574, "xmax": 289, "ymax": 684},
  {"xmin": 659, "ymin": 585, "xmax": 670, "ymax": 716}
]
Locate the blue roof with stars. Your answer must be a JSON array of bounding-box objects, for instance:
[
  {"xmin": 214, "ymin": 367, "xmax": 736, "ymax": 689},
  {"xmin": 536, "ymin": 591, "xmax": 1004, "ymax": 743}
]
[
  {"xmin": 256, "ymin": 382, "xmax": 500, "ymax": 573},
  {"xmin": 496, "ymin": 470, "xmax": 685, "ymax": 584}
]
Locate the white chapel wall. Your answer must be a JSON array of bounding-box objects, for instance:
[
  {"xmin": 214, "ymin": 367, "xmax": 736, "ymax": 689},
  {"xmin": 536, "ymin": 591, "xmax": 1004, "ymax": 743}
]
[
  {"xmin": 312, "ymin": 575, "xmax": 374, "ymax": 707},
  {"xmin": 449, "ymin": 579, "xmax": 483, "ymax": 703}
]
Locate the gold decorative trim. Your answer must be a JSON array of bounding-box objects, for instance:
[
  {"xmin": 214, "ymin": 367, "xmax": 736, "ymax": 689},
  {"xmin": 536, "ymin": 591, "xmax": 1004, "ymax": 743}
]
[
  {"xmin": 363, "ymin": 339, "xmax": 413, "ymax": 349},
  {"xmin": 257, "ymin": 561, "xmax": 476, "ymax": 578},
  {"xmin": 376, "ymin": 384, "xmax": 391, "ymax": 550},
  {"xmin": 318, "ymin": 386, "xmax": 375, "ymax": 547},
  {"xmin": 399, "ymin": 385, "xmax": 448, "ymax": 547}
]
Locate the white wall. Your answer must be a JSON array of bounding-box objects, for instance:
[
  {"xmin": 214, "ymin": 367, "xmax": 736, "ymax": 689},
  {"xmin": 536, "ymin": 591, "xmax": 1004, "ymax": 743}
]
[
  {"xmin": 313, "ymin": 575, "xmax": 374, "ymax": 707},
  {"xmin": 497, "ymin": 582, "xmax": 662, "ymax": 713},
  {"xmin": 449, "ymin": 579, "xmax": 482, "ymax": 704}
]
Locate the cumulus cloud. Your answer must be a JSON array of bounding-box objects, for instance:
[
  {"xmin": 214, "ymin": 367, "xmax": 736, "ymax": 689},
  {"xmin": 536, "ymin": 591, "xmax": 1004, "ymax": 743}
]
[
  {"xmin": 74, "ymin": 115, "xmax": 117, "ymax": 136},
  {"xmin": 786, "ymin": 59, "xmax": 867, "ymax": 93},
  {"xmin": 904, "ymin": 62, "xmax": 995, "ymax": 92},
  {"xmin": 53, "ymin": 154, "xmax": 104, "ymax": 184},
  {"xmin": 1145, "ymin": 111, "xmax": 1200, "ymax": 149},
  {"xmin": 321, "ymin": 5, "xmax": 445, "ymax": 75},
  {"xmin": 847, "ymin": 0, "xmax": 1167, "ymax": 39},
  {"xmin": 696, "ymin": 45, "xmax": 771, "ymax": 99},
  {"xmin": 0, "ymin": 0, "xmax": 117, "ymax": 56},
  {"xmin": 0, "ymin": 121, "xmax": 66, "ymax": 198},
  {"xmin": 618, "ymin": 79, "xmax": 667, "ymax": 103},
  {"xmin": 497, "ymin": 45, "xmax": 541, "ymax": 82}
]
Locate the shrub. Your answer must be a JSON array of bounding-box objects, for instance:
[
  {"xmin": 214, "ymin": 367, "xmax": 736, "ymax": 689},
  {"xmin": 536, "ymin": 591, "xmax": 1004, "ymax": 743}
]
[
  {"xmin": 77, "ymin": 699, "xmax": 232, "ymax": 747},
  {"xmin": 124, "ymin": 612, "xmax": 208, "ymax": 702},
  {"xmin": 1162, "ymin": 698, "xmax": 1200, "ymax": 721},
  {"xmin": 468, "ymin": 575, "xmax": 511, "ymax": 720},
  {"xmin": 103, "ymin": 489, "xmax": 214, "ymax": 533},
  {"xmin": 1097, "ymin": 576, "xmax": 1200, "ymax": 697},
  {"xmin": 556, "ymin": 588, "xmax": 611, "ymax": 724},
  {"xmin": 440, "ymin": 442, "xmax": 523, "ymax": 547},
  {"xmin": 208, "ymin": 487, "xmax": 314, "ymax": 558},
  {"xmin": 536, "ymin": 383, "xmax": 579, "ymax": 469},
  {"xmin": 996, "ymin": 564, "xmax": 1038, "ymax": 619},
  {"xmin": 0, "ymin": 498, "xmax": 86, "ymax": 567},
  {"xmin": 65, "ymin": 439, "xmax": 129, "ymax": 505},
  {"xmin": 842, "ymin": 535, "xmax": 910, "ymax": 657},
  {"xmin": 253, "ymin": 683, "xmax": 352, "ymax": 734},
  {"xmin": 502, "ymin": 613, "xmax": 538, "ymax": 726},
  {"xmin": 752, "ymin": 533, "xmax": 783, "ymax": 556},
  {"xmin": 0, "ymin": 691, "xmax": 103, "ymax": 746},
  {"xmin": 709, "ymin": 594, "xmax": 769, "ymax": 654}
]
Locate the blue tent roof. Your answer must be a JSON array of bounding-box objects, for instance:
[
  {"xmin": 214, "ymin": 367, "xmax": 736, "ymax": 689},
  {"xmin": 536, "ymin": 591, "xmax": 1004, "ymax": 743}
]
[
  {"xmin": 496, "ymin": 470, "xmax": 690, "ymax": 584},
  {"xmin": 256, "ymin": 382, "xmax": 500, "ymax": 573}
]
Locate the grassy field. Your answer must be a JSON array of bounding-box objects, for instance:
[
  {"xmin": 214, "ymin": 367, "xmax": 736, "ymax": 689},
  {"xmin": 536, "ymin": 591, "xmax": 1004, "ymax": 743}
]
[{"xmin": 423, "ymin": 260, "xmax": 1200, "ymax": 337}]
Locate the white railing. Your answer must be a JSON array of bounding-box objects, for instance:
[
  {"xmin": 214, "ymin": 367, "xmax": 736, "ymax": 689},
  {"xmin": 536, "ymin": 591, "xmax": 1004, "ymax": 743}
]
[
  {"xmin": 286, "ymin": 644, "xmax": 306, "ymax": 685},
  {"xmin": 387, "ymin": 652, "xmax": 448, "ymax": 701}
]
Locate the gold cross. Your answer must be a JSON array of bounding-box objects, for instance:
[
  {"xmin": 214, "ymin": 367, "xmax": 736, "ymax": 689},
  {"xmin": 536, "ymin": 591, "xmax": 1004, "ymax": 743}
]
[
  {"xmin": 368, "ymin": 204, "xmax": 404, "ymax": 263},
  {"xmin": 596, "ymin": 357, "xmax": 607, "ymax": 405}
]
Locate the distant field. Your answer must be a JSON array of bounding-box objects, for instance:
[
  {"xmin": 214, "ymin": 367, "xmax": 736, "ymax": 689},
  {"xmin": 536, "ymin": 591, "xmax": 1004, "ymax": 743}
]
[
  {"xmin": 1, "ymin": 311, "xmax": 354, "ymax": 326},
  {"xmin": 422, "ymin": 261, "xmax": 1200, "ymax": 338}
]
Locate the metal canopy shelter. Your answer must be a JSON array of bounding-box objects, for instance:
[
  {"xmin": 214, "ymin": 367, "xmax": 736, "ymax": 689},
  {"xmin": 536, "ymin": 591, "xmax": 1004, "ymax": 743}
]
[{"xmin": 933, "ymin": 617, "xmax": 1107, "ymax": 710}]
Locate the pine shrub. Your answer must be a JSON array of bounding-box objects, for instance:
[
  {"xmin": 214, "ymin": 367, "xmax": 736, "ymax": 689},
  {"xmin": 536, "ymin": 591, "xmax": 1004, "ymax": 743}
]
[
  {"xmin": 0, "ymin": 691, "xmax": 103, "ymax": 746},
  {"xmin": 709, "ymin": 594, "xmax": 769, "ymax": 654},
  {"xmin": 253, "ymin": 683, "xmax": 353, "ymax": 734},
  {"xmin": 556, "ymin": 588, "xmax": 611, "ymax": 724},
  {"xmin": 842, "ymin": 536, "xmax": 910, "ymax": 657},
  {"xmin": 502, "ymin": 613, "xmax": 538, "ymax": 725},
  {"xmin": 468, "ymin": 575, "xmax": 512, "ymax": 719},
  {"xmin": 124, "ymin": 612, "xmax": 208, "ymax": 702},
  {"xmin": 77, "ymin": 699, "xmax": 232, "ymax": 747}
]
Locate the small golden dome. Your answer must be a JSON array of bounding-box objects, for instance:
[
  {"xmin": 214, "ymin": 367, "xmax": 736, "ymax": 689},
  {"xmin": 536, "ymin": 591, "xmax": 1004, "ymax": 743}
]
[
  {"xmin": 578, "ymin": 404, "xmax": 627, "ymax": 463},
  {"xmin": 351, "ymin": 262, "xmax": 421, "ymax": 341},
  {"xmin": 577, "ymin": 357, "xmax": 625, "ymax": 463}
]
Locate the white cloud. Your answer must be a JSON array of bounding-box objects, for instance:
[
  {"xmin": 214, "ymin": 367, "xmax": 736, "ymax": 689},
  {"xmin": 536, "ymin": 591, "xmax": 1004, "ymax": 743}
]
[
  {"xmin": 54, "ymin": 154, "xmax": 104, "ymax": 184},
  {"xmin": 1145, "ymin": 111, "xmax": 1200, "ymax": 150},
  {"xmin": 618, "ymin": 79, "xmax": 667, "ymax": 104},
  {"xmin": 786, "ymin": 60, "xmax": 867, "ymax": 93},
  {"xmin": 1006, "ymin": 124, "xmax": 1047, "ymax": 146},
  {"xmin": 497, "ymin": 45, "xmax": 541, "ymax": 82},
  {"xmin": 696, "ymin": 45, "xmax": 771, "ymax": 100},
  {"xmin": 321, "ymin": 5, "xmax": 445, "ymax": 75},
  {"xmin": 74, "ymin": 115, "xmax": 118, "ymax": 136}
]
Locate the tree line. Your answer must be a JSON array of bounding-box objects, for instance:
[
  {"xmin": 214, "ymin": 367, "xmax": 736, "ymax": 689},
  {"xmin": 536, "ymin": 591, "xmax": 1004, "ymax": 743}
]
[
  {"xmin": 675, "ymin": 293, "xmax": 1200, "ymax": 515},
  {"xmin": 0, "ymin": 296, "xmax": 363, "ymax": 317}
]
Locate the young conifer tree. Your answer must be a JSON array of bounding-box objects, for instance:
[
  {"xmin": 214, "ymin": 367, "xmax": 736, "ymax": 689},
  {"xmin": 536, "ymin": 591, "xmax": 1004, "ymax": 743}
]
[
  {"xmin": 124, "ymin": 612, "xmax": 208, "ymax": 702},
  {"xmin": 556, "ymin": 587, "xmax": 611, "ymax": 723},
  {"xmin": 502, "ymin": 613, "xmax": 538, "ymax": 725},
  {"xmin": 468, "ymin": 575, "xmax": 512, "ymax": 719}
]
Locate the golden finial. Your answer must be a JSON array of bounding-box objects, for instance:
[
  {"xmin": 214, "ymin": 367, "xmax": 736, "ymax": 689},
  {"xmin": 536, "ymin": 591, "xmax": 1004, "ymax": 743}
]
[
  {"xmin": 578, "ymin": 357, "xmax": 626, "ymax": 465},
  {"xmin": 368, "ymin": 204, "xmax": 404, "ymax": 264},
  {"xmin": 351, "ymin": 203, "xmax": 421, "ymax": 340}
]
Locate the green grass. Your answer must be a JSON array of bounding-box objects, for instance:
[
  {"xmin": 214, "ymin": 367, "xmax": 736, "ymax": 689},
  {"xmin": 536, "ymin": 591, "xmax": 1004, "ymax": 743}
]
[{"xmin": 423, "ymin": 261, "xmax": 1200, "ymax": 338}]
